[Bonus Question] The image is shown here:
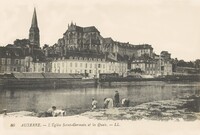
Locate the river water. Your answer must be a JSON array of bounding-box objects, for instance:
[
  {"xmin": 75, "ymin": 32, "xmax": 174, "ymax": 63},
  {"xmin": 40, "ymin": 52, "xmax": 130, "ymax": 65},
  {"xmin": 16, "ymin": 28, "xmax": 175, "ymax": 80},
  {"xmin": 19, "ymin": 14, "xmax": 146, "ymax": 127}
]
[{"xmin": 0, "ymin": 81, "xmax": 200, "ymax": 113}]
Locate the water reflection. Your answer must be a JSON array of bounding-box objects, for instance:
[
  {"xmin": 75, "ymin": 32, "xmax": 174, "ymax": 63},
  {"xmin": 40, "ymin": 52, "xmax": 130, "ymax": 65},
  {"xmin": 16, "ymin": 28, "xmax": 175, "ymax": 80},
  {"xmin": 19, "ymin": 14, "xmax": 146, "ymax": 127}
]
[{"xmin": 0, "ymin": 81, "xmax": 199, "ymax": 113}]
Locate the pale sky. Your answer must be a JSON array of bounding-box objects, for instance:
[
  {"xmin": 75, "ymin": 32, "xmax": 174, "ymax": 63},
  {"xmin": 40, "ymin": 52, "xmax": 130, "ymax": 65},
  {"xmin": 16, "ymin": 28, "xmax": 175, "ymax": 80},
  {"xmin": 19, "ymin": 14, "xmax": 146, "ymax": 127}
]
[{"xmin": 0, "ymin": 0, "xmax": 200, "ymax": 61}]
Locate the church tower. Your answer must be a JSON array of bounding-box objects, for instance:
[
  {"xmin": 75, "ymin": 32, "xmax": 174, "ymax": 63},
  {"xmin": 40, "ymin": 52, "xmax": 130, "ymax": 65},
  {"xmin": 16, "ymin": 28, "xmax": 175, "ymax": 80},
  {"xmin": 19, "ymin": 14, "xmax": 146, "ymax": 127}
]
[{"xmin": 29, "ymin": 8, "xmax": 40, "ymax": 48}]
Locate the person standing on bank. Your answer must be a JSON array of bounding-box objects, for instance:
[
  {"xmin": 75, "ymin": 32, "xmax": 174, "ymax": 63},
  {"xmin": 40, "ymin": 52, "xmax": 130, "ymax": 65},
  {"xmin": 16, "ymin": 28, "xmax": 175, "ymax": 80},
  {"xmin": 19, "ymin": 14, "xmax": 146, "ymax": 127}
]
[{"xmin": 114, "ymin": 91, "xmax": 120, "ymax": 107}]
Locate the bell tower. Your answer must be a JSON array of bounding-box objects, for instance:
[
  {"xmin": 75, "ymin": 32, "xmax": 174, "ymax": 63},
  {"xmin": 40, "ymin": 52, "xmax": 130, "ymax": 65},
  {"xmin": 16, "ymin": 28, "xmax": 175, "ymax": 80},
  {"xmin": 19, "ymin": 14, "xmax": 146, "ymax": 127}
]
[{"xmin": 29, "ymin": 8, "xmax": 40, "ymax": 48}]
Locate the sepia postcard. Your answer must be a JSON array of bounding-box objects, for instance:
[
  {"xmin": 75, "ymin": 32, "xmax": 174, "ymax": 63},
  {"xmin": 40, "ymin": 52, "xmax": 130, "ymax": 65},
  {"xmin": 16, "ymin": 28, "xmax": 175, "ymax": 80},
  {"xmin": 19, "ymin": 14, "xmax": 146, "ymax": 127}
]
[{"xmin": 0, "ymin": 0, "xmax": 200, "ymax": 135}]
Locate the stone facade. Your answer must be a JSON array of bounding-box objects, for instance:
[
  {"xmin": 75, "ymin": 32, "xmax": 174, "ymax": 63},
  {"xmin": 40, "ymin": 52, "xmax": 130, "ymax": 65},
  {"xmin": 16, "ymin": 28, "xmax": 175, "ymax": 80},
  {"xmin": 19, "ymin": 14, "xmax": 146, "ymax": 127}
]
[
  {"xmin": 0, "ymin": 47, "xmax": 26, "ymax": 73},
  {"xmin": 46, "ymin": 23, "xmax": 154, "ymax": 61},
  {"xmin": 51, "ymin": 55, "xmax": 127, "ymax": 78},
  {"xmin": 131, "ymin": 52, "xmax": 172, "ymax": 76},
  {"xmin": 57, "ymin": 22, "xmax": 102, "ymax": 54},
  {"xmin": 131, "ymin": 59, "xmax": 159, "ymax": 76}
]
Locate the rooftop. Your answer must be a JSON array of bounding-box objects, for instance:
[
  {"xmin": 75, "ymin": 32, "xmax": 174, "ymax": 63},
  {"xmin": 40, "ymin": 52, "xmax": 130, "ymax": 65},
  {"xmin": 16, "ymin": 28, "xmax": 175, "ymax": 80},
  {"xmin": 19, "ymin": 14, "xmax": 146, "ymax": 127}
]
[{"xmin": 64, "ymin": 23, "xmax": 100, "ymax": 34}]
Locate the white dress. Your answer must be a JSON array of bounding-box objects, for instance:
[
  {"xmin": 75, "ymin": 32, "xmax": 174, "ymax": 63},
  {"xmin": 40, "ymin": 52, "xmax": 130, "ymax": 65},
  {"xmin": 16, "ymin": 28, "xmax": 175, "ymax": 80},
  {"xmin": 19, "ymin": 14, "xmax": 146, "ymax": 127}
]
[
  {"xmin": 104, "ymin": 98, "xmax": 113, "ymax": 108},
  {"xmin": 92, "ymin": 100, "xmax": 98, "ymax": 110}
]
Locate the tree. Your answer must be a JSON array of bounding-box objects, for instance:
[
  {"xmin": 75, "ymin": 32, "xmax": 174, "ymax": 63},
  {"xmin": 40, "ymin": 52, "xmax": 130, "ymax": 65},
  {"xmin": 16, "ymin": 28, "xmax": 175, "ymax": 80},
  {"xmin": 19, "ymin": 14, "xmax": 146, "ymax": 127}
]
[
  {"xmin": 43, "ymin": 44, "xmax": 49, "ymax": 50},
  {"xmin": 187, "ymin": 61, "xmax": 194, "ymax": 68},
  {"xmin": 13, "ymin": 39, "xmax": 30, "ymax": 47},
  {"xmin": 194, "ymin": 59, "xmax": 200, "ymax": 68},
  {"xmin": 177, "ymin": 60, "xmax": 187, "ymax": 67}
]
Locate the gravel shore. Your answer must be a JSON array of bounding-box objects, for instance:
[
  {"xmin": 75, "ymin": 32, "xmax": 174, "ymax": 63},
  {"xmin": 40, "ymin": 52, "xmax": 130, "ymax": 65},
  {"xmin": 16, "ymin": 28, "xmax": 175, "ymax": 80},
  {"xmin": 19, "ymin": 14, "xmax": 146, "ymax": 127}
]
[
  {"xmin": 81, "ymin": 97, "xmax": 200, "ymax": 121},
  {"xmin": 1, "ymin": 95, "xmax": 200, "ymax": 121}
]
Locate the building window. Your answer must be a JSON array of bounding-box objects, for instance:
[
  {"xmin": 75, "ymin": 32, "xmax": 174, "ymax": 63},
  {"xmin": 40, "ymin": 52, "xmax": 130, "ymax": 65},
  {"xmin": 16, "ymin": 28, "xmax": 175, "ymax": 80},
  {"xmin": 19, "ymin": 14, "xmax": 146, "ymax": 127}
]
[
  {"xmin": 75, "ymin": 63, "xmax": 77, "ymax": 67},
  {"xmin": 161, "ymin": 66, "xmax": 164, "ymax": 71},
  {"xmin": 70, "ymin": 62, "xmax": 72, "ymax": 67},
  {"xmin": 7, "ymin": 59, "xmax": 11, "ymax": 65},
  {"xmin": 85, "ymin": 63, "xmax": 87, "ymax": 68},
  {"xmin": 98, "ymin": 64, "xmax": 101, "ymax": 68},
  {"xmin": 6, "ymin": 67, "xmax": 10, "ymax": 72},
  {"xmin": 89, "ymin": 70, "xmax": 92, "ymax": 73},
  {"xmin": 90, "ymin": 63, "xmax": 92, "ymax": 68},
  {"xmin": 1, "ymin": 67, "xmax": 4, "ymax": 72},
  {"xmin": 1, "ymin": 58, "xmax": 5, "ymax": 65},
  {"xmin": 80, "ymin": 63, "xmax": 82, "ymax": 67},
  {"xmin": 15, "ymin": 59, "xmax": 19, "ymax": 65}
]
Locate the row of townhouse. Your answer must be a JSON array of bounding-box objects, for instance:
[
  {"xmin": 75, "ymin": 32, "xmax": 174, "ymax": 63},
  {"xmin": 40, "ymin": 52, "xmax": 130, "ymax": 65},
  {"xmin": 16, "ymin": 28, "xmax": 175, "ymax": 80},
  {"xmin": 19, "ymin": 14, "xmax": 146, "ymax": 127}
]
[
  {"xmin": 131, "ymin": 59, "xmax": 159, "ymax": 75},
  {"xmin": 0, "ymin": 47, "xmax": 27, "ymax": 73},
  {"xmin": 50, "ymin": 54, "xmax": 127, "ymax": 78},
  {"xmin": 33, "ymin": 55, "xmax": 171, "ymax": 78},
  {"xmin": 0, "ymin": 46, "xmax": 127, "ymax": 78},
  {"xmin": 0, "ymin": 46, "xmax": 171, "ymax": 77},
  {"xmin": 130, "ymin": 55, "xmax": 172, "ymax": 76},
  {"xmin": 0, "ymin": 46, "xmax": 47, "ymax": 73},
  {"xmin": 0, "ymin": 57, "xmax": 26, "ymax": 73}
]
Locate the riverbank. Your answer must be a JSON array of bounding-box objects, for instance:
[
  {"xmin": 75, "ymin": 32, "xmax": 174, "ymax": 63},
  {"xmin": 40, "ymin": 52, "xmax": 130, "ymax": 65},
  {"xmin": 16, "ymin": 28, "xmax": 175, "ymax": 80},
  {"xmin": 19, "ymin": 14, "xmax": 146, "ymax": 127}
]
[
  {"xmin": 1, "ymin": 95, "xmax": 200, "ymax": 121},
  {"xmin": 99, "ymin": 74, "xmax": 200, "ymax": 82},
  {"xmin": 81, "ymin": 97, "xmax": 200, "ymax": 121}
]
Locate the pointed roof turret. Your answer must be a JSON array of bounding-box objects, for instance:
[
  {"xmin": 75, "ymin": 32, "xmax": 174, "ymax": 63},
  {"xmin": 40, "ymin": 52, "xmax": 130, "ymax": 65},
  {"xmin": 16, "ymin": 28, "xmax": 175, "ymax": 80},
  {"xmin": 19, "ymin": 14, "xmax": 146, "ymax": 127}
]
[
  {"xmin": 29, "ymin": 7, "xmax": 40, "ymax": 48},
  {"xmin": 31, "ymin": 8, "xmax": 38, "ymax": 28}
]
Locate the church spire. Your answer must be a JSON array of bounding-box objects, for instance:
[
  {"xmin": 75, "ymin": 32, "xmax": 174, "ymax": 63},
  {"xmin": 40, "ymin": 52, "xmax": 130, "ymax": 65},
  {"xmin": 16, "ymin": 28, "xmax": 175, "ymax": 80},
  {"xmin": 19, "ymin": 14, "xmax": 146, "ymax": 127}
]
[
  {"xmin": 31, "ymin": 8, "xmax": 38, "ymax": 28},
  {"xmin": 29, "ymin": 8, "xmax": 40, "ymax": 48}
]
